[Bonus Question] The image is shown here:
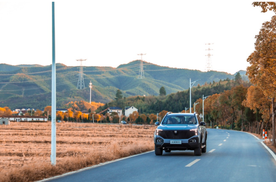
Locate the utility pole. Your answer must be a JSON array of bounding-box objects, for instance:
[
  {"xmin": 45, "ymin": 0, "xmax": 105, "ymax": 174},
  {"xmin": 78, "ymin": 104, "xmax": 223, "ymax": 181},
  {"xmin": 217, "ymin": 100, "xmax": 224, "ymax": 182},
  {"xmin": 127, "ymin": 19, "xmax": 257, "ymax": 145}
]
[
  {"xmin": 51, "ymin": 1, "xmax": 56, "ymax": 166},
  {"xmin": 202, "ymin": 95, "xmax": 209, "ymax": 123},
  {"xmin": 89, "ymin": 81, "xmax": 92, "ymax": 103},
  {"xmin": 137, "ymin": 53, "xmax": 146, "ymax": 79},
  {"xmin": 205, "ymin": 43, "xmax": 213, "ymax": 72},
  {"xmin": 189, "ymin": 78, "xmax": 196, "ymax": 113},
  {"xmin": 77, "ymin": 59, "xmax": 86, "ymax": 89},
  {"xmin": 194, "ymin": 102, "xmax": 199, "ymax": 113}
]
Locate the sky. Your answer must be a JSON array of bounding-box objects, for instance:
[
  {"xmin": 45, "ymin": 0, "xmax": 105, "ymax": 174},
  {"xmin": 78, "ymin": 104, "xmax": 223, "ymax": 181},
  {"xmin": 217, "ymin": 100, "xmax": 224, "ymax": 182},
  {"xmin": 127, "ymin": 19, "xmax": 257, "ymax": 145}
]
[{"xmin": 0, "ymin": 0, "xmax": 275, "ymax": 74}]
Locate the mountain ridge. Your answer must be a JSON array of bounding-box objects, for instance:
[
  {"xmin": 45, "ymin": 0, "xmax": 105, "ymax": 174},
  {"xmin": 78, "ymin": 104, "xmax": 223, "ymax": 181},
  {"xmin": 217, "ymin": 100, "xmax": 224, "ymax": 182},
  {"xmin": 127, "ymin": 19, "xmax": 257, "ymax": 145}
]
[{"xmin": 0, "ymin": 61, "xmax": 244, "ymax": 109}]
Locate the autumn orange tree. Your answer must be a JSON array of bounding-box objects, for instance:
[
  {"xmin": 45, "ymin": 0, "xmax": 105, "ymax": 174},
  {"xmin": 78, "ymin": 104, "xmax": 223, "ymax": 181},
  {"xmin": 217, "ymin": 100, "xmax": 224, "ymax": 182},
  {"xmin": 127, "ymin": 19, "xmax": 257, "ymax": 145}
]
[
  {"xmin": 243, "ymin": 85, "xmax": 271, "ymax": 133},
  {"xmin": 159, "ymin": 110, "xmax": 168, "ymax": 121},
  {"xmin": 247, "ymin": 2, "xmax": 276, "ymax": 145},
  {"xmin": 0, "ymin": 107, "xmax": 12, "ymax": 116},
  {"xmin": 34, "ymin": 109, "xmax": 43, "ymax": 116},
  {"xmin": 149, "ymin": 113, "xmax": 157, "ymax": 124},
  {"xmin": 128, "ymin": 111, "xmax": 139, "ymax": 123},
  {"xmin": 140, "ymin": 114, "xmax": 147, "ymax": 124},
  {"xmin": 74, "ymin": 111, "xmax": 82, "ymax": 122},
  {"xmin": 56, "ymin": 111, "xmax": 64, "ymax": 121}
]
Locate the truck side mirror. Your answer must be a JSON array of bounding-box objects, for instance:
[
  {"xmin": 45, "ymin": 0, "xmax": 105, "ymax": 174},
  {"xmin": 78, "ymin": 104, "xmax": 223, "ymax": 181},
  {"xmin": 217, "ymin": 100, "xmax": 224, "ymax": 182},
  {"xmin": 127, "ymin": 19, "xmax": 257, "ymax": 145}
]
[{"xmin": 200, "ymin": 122, "xmax": 206, "ymax": 126}]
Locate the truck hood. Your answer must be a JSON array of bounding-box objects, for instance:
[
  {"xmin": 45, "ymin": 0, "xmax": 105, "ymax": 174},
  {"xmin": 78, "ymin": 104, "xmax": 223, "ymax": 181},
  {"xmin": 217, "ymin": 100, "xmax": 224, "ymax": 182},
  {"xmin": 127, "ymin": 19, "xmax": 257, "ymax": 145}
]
[{"xmin": 157, "ymin": 124, "xmax": 198, "ymax": 131}]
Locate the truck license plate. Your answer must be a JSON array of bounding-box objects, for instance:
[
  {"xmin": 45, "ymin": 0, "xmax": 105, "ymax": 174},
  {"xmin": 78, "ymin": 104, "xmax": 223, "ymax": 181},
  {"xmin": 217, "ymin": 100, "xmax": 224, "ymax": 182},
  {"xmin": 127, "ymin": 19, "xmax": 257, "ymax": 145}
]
[{"xmin": 170, "ymin": 140, "xmax": 181, "ymax": 144}]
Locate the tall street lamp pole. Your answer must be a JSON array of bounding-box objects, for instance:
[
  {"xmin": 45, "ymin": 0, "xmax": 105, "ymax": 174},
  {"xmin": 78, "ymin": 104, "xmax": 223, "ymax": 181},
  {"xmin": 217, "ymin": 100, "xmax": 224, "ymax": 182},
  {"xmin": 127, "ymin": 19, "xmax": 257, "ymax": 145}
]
[
  {"xmin": 202, "ymin": 95, "xmax": 209, "ymax": 123},
  {"xmin": 190, "ymin": 78, "xmax": 196, "ymax": 113},
  {"xmin": 51, "ymin": 1, "xmax": 56, "ymax": 166}
]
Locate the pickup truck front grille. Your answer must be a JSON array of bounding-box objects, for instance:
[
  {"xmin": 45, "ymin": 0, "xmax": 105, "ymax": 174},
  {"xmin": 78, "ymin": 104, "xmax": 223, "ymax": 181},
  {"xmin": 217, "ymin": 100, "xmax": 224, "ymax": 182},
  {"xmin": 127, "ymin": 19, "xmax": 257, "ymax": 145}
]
[{"xmin": 158, "ymin": 130, "xmax": 195, "ymax": 139}]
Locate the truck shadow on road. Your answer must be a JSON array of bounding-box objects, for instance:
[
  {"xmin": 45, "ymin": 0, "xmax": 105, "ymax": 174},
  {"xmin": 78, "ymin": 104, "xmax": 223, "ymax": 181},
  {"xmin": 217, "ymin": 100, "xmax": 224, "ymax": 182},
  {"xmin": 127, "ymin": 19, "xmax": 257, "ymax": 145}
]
[{"xmin": 160, "ymin": 151, "xmax": 198, "ymax": 156}]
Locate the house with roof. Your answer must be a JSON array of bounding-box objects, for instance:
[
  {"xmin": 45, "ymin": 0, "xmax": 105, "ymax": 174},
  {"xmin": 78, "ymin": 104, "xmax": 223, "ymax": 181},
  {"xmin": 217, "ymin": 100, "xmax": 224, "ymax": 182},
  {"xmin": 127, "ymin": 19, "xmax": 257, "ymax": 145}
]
[
  {"xmin": 107, "ymin": 107, "xmax": 123, "ymax": 116},
  {"xmin": 0, "ymin": 118, "xmax": 10, "ymax": 125},
  {"xmin": 125, "ymin": 106, "xmax": 138, "ymax": 117}
]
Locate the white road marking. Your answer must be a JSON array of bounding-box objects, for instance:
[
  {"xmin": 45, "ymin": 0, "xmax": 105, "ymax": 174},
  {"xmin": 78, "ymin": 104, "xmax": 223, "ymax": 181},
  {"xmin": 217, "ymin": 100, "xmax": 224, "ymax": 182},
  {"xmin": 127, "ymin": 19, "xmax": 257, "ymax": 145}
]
[
  {"xmin": 227, "ymin": 137, "xmax": 229, "ymax": 139},
  {"xmin": 219, "ymin": 143, "xmax": 223, "ymax": 146},
  {"xmin": 185, "ymin": 159, "xmax": 201, "ymax": 167},
  {"xmin": 248, "ymin": 165, "xmax": 257, "ymax": 167},
  {"xmin": 248, "ymin": 132, "xmax": 276, "ymax": 161},
  {"xmin": 224, "ymin": 140, "xmax": 226, "ymax": 142},
  {"xmin": 209, "ymin": 149, "xmax": 215, "ymax": 153}
]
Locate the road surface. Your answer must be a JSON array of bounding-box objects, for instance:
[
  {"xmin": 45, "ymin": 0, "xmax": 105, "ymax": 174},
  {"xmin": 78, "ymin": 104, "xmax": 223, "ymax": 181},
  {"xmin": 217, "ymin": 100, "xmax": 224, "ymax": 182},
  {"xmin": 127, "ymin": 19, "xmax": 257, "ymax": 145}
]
[{"xmin": 42, "ymin": 129, "xmax": 276, "ymax": 182}]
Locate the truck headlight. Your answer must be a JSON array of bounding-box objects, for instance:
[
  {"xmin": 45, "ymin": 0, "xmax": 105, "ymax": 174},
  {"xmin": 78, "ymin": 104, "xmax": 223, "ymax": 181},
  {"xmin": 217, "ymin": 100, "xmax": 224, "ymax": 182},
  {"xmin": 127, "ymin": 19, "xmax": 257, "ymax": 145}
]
[
  {"xmin": 190, "ymin": 129, "xmax": 198, "ymax": 135},
  {"xmin": 155, "ymin": 129, "xmax": 163, "ymax": 135}
]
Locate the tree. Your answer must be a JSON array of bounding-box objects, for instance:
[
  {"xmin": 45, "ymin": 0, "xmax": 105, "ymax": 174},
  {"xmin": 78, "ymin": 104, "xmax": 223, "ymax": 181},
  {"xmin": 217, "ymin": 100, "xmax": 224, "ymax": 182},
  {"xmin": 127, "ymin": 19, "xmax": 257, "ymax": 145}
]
[
  {"xmin": 242, "ymin": 85, "xmax": 271, "ymax": 129},
  {"xmin": 67, "ymin": 109, "xmax": 74, "ymax": 121},
  {"xmin": 115, "ymin": 89, "xmax": 123, "ymax": 101},
  {"xmin": 231, "ymin": 85, "xmax": 247, "ymax": 131},
  {"xmin": 252, "ymin": 2, "xmax": 276, "ymax": 13},
  {"xmin": 94, "ymin": 114, "xmax": 101, "ymax": 122},
  {"xmin": 234, "ymin": 72, "xmax": 242, "ymax": 85},
  {"xmin": 129, "ymin": 111, "xmax": 139, "ymax": 123},
  {"xmin": 44, "ymin": 106, "xmax": 51, "ymax": 120},
  {"xmin": 140, "ymin": 114, "xmax": 147, "ymax": 124},
  {"xmin": 113, "ymin": 115, "xmax": 120, "ymax": 123},
  {"xmin": 149, "ymin": 113, "xmax": 157, "ymax": 124},
  {"xmin": 246, "ymin": 10, "xmax": 276, "ymax": 145},
  {"xmin": 34, "ymin": 109, "xmax": 43, "ymax": 116},
  {"xmin": 74, "ymin": 111, "xmax": 82, "ymax": 122},
  {"xmin": 56, "ymin": 111, "xmax": 64, "ymax": 121},
  {"xmin": 159, "ymin": 110, "xmax": 168, "ymax": 120},
  {"xmin": 159, "ymin": 86, "xmax": 166, "ymax": 96},
  {"xmin": 135, "ymin": 116, "xmax": 143, "ymax": 124}
]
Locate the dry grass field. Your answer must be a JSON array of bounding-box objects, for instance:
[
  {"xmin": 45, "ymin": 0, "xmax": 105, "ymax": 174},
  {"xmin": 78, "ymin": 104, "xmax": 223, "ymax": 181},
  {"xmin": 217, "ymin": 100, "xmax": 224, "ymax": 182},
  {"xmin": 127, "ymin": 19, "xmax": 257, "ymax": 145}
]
[{"xmin": 0, "ymin": 122, "xmax": 155, "ymax": 182}]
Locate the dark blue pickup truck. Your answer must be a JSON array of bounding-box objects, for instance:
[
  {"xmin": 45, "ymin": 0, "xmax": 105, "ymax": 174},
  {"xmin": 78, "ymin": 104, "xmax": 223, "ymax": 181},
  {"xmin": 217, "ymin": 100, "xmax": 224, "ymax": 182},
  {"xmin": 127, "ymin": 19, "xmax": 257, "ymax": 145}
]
[{"xmin": 154, "ymin": 112, "xmax": 207, "ymax": 156}]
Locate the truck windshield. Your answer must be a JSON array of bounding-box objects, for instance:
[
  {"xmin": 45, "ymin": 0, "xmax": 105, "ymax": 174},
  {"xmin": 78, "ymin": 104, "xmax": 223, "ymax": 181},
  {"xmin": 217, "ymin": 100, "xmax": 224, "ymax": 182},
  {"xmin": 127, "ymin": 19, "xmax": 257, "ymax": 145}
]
[{"xmin": 162, "ymin": 115, "xmax": 197, "ymax": 125}]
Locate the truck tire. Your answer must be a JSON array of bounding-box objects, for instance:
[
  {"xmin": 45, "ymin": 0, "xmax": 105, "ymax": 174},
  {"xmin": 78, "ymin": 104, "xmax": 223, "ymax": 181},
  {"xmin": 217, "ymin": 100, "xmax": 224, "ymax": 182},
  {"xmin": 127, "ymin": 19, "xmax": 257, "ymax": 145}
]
[
  {"xmin": 202, "ymin": 136, "xmax": 207, "ymax": 153},
  {"xmin": 155, "ymin": 145, "xmax": 163, "ymax": 155},
  {"xmin": 194, "ymin": 142, "xmax": 202, "ymax": 156}
]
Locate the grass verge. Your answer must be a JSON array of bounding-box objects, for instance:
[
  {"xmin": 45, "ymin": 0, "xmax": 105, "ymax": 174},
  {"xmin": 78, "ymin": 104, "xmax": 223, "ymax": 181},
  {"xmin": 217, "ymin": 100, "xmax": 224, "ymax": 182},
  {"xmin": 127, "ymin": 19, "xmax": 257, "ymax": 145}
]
[{"xmin": 0, "ymin": 142, "xmax": 153, "ymax": 182}]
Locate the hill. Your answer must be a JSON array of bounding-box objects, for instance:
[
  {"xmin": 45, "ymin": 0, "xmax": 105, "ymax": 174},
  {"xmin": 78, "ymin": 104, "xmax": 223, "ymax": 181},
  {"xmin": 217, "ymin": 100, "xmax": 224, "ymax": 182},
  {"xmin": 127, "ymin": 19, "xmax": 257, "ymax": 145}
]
[{"xmin": 0, "ymin": 61, "xmax": 236, "ymax": 109}]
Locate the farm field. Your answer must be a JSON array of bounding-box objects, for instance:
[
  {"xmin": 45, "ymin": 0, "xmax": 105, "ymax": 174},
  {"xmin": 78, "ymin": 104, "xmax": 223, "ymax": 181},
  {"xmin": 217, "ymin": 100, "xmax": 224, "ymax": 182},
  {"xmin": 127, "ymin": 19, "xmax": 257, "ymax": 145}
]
[{"xmin": 0, "ymin": 122, "xmax": 155, "ymax": 182}]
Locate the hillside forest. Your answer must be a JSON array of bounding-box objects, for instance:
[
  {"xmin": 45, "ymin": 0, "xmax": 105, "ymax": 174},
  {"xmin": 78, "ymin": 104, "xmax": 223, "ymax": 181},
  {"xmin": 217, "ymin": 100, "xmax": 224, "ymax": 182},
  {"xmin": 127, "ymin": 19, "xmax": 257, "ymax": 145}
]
[{"xmin": 0, "ymin": 60, "xmax": 241, "ymax": 110}]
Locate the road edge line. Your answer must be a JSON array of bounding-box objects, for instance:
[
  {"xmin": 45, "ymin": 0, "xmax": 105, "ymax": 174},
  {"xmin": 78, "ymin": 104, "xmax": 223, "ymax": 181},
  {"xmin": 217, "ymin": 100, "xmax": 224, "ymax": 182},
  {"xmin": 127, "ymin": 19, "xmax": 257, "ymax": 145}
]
[
  {"xmin": 247, "ymin": 132, "xmax": 276, "ymax": 162},
  {"xmin": 37, "ymin": 150, "xmax": 154, "ymax": 182}
]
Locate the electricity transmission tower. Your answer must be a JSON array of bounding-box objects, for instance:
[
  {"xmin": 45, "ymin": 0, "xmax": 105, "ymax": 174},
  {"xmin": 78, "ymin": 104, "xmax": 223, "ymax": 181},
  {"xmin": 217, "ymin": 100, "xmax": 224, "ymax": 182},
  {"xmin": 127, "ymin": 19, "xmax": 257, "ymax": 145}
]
[
  {"xmin": 205, "ymin": 43, "xmax": 213, "ymax": 72},
  {"xmin": 76, "ymin": 59, "xmax": 86, "ymax": 89},
  {"xmin": 137, "ymin": 53, "xmax": 146, "ymax": 79}
]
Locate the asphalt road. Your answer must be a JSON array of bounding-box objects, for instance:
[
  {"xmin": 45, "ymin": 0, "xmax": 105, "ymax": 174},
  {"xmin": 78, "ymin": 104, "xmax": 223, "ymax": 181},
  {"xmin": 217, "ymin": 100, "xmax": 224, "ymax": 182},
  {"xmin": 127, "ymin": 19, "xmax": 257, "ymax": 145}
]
[{"xmin": 42, "ymin": 129, "xmax": 276, "ymax": 182}]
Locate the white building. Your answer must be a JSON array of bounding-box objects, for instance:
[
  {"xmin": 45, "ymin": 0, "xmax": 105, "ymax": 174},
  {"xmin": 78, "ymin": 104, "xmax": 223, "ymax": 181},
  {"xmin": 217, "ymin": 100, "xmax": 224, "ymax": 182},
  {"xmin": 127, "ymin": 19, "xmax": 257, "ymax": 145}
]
[
  {"xmin": 125, "ymin": 106, "xmax": 138, "ymax": 117},
  {"xmin": 7, "ymin": 116, "xmax": 47, "ymax": 122},
  {"xmin": 107, "ymin": 107, "xmax": 123, "ymax": 116},
  {"xmin": 0, "ymin": 118, "xmax": 10, "ymax": 125}
]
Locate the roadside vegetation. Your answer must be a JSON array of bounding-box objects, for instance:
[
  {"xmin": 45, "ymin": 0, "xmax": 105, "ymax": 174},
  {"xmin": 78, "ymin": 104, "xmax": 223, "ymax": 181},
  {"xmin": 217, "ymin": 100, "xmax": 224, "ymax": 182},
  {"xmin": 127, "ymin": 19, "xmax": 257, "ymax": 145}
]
[{"xmin": 0, "ymin": 122, "xmax": 155, "ymax": 182}]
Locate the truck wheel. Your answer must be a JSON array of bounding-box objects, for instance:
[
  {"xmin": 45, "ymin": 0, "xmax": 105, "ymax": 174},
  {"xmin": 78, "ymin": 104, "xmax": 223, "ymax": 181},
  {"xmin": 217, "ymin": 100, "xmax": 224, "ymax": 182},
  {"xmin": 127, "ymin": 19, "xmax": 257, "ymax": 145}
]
[
  {"xmin": 155, "ymin": 145, "xmax": 163, "ymax": 155},
  {"xmin": 194, "ymin": 143, "xmax": 202, "ymax": 156},
  {"xmin": 202, "ymin": 137, "xmax": 207, "ymax": 153}
]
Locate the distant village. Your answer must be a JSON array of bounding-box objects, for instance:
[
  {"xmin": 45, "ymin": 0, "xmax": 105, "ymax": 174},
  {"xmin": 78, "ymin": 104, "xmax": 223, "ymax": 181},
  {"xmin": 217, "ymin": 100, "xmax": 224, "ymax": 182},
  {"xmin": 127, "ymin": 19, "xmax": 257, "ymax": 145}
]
[{"xmin": 0, "ymin": 106, "xmax": 139, "ymax": 125}]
